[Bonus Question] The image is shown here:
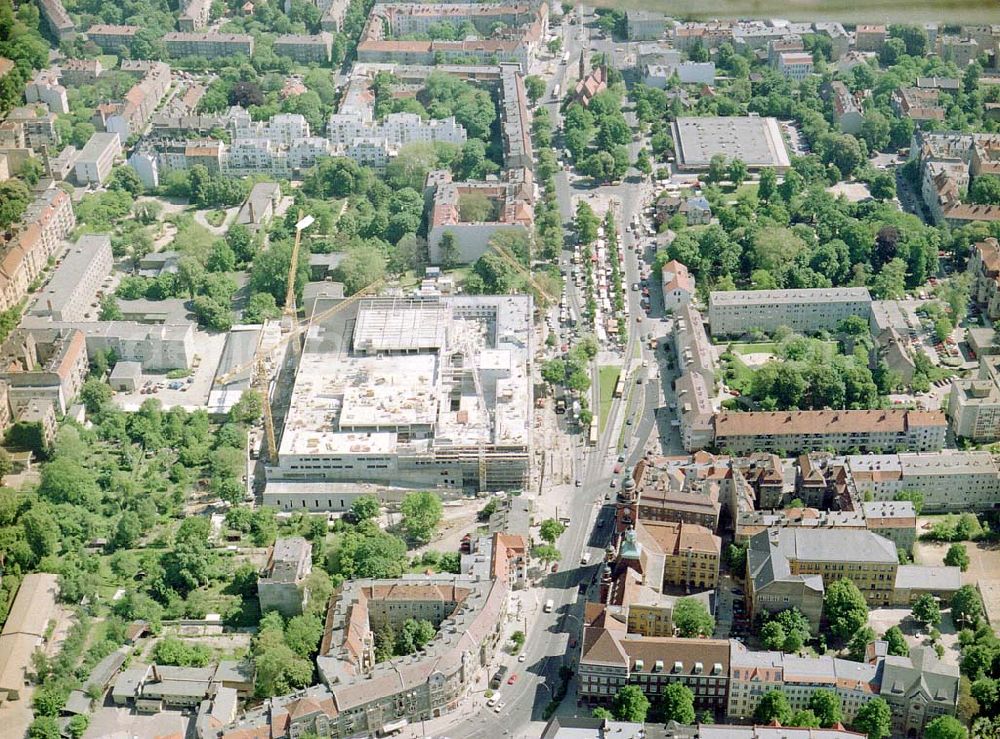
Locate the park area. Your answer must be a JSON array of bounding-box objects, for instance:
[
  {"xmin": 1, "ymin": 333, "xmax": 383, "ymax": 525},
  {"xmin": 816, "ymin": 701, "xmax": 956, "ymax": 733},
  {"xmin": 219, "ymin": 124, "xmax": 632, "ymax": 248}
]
[{"xmin": 598, "ymin": 366, "xmax": 621, "ymax": 432}]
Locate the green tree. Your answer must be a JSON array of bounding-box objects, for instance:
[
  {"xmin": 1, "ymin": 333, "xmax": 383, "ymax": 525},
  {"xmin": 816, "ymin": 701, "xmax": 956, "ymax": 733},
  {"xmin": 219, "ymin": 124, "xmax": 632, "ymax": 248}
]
[
  {"xmin": 824, "ymin": 578, "xmax": 869, "ymax": 641},
  {"xmin": 539, "ymin": 518, "xmax": 566, "ymax": 544},
  {"xmin": 923, "ymin": 716, "xmax": 968, "ymax": 739},
  {"xmin": 28, "ymin": 717, "xmax": 60, "ymax": 739},
  {"xmin": 728, "ymin": 158, "xmax": 748, "ymax": 187},
  {"xmin": 285, "ymin": 614, "xmax": 324, "ymax": 659},
  {"xmin": 945, "ymin": 543, "xmax": 971, "ymax": 572},
  {"xmin": 524, "ymin": 75, "xmax": 546, "ymax": 104},
  {"xmin": 611, "ymin": 685, "xmax": 650, "ymax": 722},
  {"xmin": 969, "ymin": 176, "xmax": 1000, "ymax": 205},
  {"xmin": 761, "ymin": 621, "xmax": 787, "ymax": 651},
  {"xmin": 758, "ymin": 168, "xmax": 778, "ymax": 202},
  {"xmin": 809, "ymin": 689, "xmax": 843, "ymax": 727},
  {"xmin": 884, "ymin": 626, "xmax": 909, "ymax": 657},
  {"xmin": 912, "ymin": 593, "xmax": 942, "ymax": 627},
  {"xmin": 707, "ymin": 153, "xmax": 728, "ymax": 184},
  {"xmin": 592, "ymin": 707, "xmax": 613, "ymax": 720},
  {"xmin": 952, "ymin": 585, "xmax": 984, "ymax": 628},
  {"xmin": 532, "ymin": 544, "xmax": 560, "ymax": 563},
  {"xmin": 673, "ymin": 597, "xmax": 714, "ymax": 637},
  {"xmin": 350, "ymin": 495, "xmax": 380, "ymax": 522},
  {"xmin": 334, "ymin": 244, "xmax": 386, "ymax": 296},
  {"xmin": 660, "ymin": 682, "xmax": 695, "ymax": 724},
  {"xmin": 753, "ymin": 690, "xmax": 792, "ymax": 724},
  {"xmin": 790, "ymin": 709, "xmax": 821, "ymax": 728},
  {"xmin": 848, "ymin": 626, "xmax": 877, "ymax": 662},
  {"xmin": 853, "ymin": 697, "xmax": 891, "ymax": 739},
  {"xmin": 400, "ymin": 491, "xmax": 443, "ymax": 545}
]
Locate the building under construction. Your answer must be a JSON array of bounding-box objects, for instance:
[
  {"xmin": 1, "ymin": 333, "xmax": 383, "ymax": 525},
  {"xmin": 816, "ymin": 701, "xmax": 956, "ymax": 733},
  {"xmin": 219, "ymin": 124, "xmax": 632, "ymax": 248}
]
[{"xmin": 270, "ymin": 294, "xmax": 532, "ymax": 492}]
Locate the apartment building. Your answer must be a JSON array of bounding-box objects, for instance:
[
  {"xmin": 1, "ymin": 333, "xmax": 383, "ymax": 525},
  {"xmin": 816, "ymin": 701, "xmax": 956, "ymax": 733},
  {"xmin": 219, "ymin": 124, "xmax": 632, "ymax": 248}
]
[
  {"xmin": 274, "ymin": 33, "xmax": 335, "ymax": 63},
  {"xmin": 579, "ymin": 629, "xmax": 731, "ymax": 715},
  {"xmin": 847, "ymin": 451, "xmax": 1000, "ymax": 513},
  {"xmin": 775, "ymin": 52, "xmax": 813, "ymax": 80},
  {"xmin": 916, "ymin": 132, "xmax": 1000, "ymax": 227},
  {"xmin": 257, "ymin": 537, "xmax": 312, "ymax": 617},
  {"xmin": 75, "ymin": 132, "xmax": 122, "ymax": 185},
  {"xmin": 426, "ymin": 168, "xmax": 533, "ymax": 264},
  {"xmin": 673, "ymin": 304, "xmax": 715, "ymax": 386},
  {"xmin": 938, "ymin": 35, "xmax": 980, "ymax": 67},
  {"xmin": 892, "ymin": 86, "xmax": 947, "ymax": 123},
  {"xmin": 21, "ymin": 314, "xmax": 196, "ymax": 371},
  {"xmin": 708, "ymin": 287, "xmax": 872, "ymax": 337},
  {"xmin": 661, "ymin": 260, "xmax": 694, "ymax": 313},
  {"xmin": 104, "ymin": 62, "xmax": 172, "ymax": 140},
  {"xmin": 854, "ymin": 24, "xmax": 887, "ymax": 51},
  {"xmin": 735, "ymin": 507, "xmax": 867, "ymax": 545},
  {"xmin": 674, "ymin": 371, "xmax": 714, "ymax": 452},
  {"xmin": 626, "ymin": 456, "xmax": 722, "ymax": 530},
  {"xmin": 713, "ymin": 410, "xmax": 947, "ymax": 455},
  {"xmin": 747, "ymin": 528, "xmax": 899, "ymax": 629},
  {"xmin": 24, "ymin": 70, "xmax": 68, "ymax": 115},
  {"xmin": 164, "ymin": 33, "xmax": 255, "ymax": 58},
  {"xmin": 86, "ymin": 24, "xmax": 139, "ymax": 53},
  {"xmin": 178, "ymin": 0, "xmax": 212, "ymax": 31},
  {"xmin": 949, "ymin": 378, "xmax": 1000, "ymax": 442},
  {"xmin": 626, "ymin": 10, "xmax": 667, "ymax": 41},
  {"xmin": 0, "ymin": 328, "xmax": 88, "ymax": 416},
  {"xmin": 38, "ymin": 0, "xmax": 75, "ymax": 41},
  {"xmin": 29, "ymin": 233, "xmax": 113, "ymax": 322},
  {"xmin": 860, "ymin": 500, "xmax": 917, "ymax": 552},
  {"xmin": 969, "ymin": 237, "xmax": 1000, "ymax": 320},
  {"xmin": 828, "ymin": 80, "xmax": 865, "ymax": 135},
  {"xmin": 5, "ymin": 106, "xmax": 60, "ymax": 150},
  {"xmin": 59, "ymin": 59, "xmax": 103, "ymax": 85},
  {"xmin": 316, "ymin": 0, "xmax": 351, "ymax": 31},
  {"xmin": 636, "ymin": 520, "xmax": 721, "ymax": 591}
]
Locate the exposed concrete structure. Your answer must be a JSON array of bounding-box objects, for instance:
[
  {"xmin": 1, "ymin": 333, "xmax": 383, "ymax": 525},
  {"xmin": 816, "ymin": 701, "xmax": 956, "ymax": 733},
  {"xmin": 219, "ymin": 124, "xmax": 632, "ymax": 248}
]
[{"xmin": 273, "ymin": 295, "xmax": 532, "ymax": 493}]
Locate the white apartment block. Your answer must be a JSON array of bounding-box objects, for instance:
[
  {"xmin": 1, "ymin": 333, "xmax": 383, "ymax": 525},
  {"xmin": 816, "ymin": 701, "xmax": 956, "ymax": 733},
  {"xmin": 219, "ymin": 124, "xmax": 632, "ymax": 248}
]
[
  {"xmin": 75, "ymin": 132, "xmax": 122, "ymax": 185},
  {"xmin": 847, "ymin": 451, "xmax": 1000, "ymax": 513},
  {"xmin": 24, "ymin": 70, "xmax": 69, "ymax": 115},
  {"xmin": 708, "ymin": 287, "xmax": 872, "ymax": 337},
  {"xmin": 326, "ymin": 111, "xmax": 466, "ymax": 169},
  {"xmin": 776, "ymin": 52, "xmax": 814, "ymax": 80},
  {"xmin": 950, "ymin": 378, "xmax": 1000, "ymax": 442},
  {"xmin": 29, "ymin": 233, "xmax": 113, "ymax": 322}
]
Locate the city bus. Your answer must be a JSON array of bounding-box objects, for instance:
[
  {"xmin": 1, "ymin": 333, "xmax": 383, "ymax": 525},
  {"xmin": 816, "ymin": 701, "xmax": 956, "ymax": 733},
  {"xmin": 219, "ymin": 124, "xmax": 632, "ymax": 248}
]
[
  {"xmin": 613, "ymin": 375, "xmax": 626, "ymax": 399},
  {"xmin": 588, "ymin": 419, "xmax": 598, "ymax": 446}
]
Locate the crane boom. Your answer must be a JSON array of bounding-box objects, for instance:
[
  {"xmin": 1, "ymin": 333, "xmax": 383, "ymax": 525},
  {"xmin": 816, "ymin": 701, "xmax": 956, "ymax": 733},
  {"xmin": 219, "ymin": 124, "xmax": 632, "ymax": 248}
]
[{"xmin": 489, "ymin": 242, "xmax": 555, "ymax": 304}]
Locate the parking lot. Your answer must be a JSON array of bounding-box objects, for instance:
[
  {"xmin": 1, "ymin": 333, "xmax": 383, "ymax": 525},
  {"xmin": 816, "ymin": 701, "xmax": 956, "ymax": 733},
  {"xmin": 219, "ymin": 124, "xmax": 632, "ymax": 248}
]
[{"xmin": 110, "ymin": 331, "xmax": 227, "ymax": 412}]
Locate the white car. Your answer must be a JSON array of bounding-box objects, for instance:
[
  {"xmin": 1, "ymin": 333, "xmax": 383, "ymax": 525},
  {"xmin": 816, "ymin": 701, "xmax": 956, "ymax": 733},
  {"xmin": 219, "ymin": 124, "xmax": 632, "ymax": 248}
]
[
  {"xmin": 518, "ymin": 654, "xmax": 527, "ymax": 662},
  {"xmin": 494, "ymin": 701, "xmax": 506, "ymax": 713}
]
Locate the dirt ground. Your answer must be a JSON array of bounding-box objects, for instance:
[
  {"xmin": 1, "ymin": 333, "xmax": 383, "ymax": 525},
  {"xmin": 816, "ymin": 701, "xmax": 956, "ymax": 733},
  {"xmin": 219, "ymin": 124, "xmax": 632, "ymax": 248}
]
[
  {"xmin": 868, "ymin": 607, "xmax": 961, "ymax": 667},
  {"xmin": 914, "ymin": 534, "xmax": 1000, "ymax": 629}
]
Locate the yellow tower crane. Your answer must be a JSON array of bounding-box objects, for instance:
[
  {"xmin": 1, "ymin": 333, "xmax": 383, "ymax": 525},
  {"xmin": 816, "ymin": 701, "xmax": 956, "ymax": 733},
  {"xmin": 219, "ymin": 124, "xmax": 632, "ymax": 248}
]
[
  {"xmin": 216, "ymin": 279, "xmax": 384, "ymax": 461},
  {"xmin": 489, "ymin": 241, "xmax": 555, "ymax": 305}
]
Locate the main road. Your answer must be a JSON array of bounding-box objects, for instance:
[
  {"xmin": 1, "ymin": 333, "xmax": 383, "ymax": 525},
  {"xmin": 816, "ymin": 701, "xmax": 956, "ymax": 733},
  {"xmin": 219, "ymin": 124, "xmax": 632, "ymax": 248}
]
[{"xmin": 446, "ymin": 10, "xmax": 685, "ymax": 738}]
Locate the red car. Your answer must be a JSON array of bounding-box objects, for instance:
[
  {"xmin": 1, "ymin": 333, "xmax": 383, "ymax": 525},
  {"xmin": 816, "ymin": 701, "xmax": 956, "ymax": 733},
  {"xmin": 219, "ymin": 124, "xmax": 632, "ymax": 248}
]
[
  {"xmin": 551, "ymin": 563, "xmax": 559, "ymax": 573},
  {"xmin": 613, "ymin": 463, "xmax": 622, "ymax": 474},
  {"xmin": 569, "ymin": 637, "xmax": 578, "ymax": 648},
  {"xmin": 507, "ymin": 674, "xmax": 518, "ymax": 685}
]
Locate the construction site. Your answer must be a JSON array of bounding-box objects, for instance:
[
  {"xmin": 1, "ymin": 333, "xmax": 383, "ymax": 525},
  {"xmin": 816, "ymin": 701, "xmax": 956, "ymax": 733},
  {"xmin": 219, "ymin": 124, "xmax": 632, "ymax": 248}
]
[{"xmin": 267, "ymin": 293, "xmax": 534, "ymax": 493}]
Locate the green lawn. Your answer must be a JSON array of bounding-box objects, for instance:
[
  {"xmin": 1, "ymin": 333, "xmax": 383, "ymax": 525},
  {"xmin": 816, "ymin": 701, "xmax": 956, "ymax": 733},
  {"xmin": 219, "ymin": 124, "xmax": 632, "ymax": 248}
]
[
  {"xmin": 729, "ymin": 342, "xmax": 779, "ymax": 356},
  {"xmin": 720, "ymin": 352, "xmax": 755, "ymax": 395},
  {"xmin": 598, "ymin": 365, "xmax": 620, "ymax": 433}
]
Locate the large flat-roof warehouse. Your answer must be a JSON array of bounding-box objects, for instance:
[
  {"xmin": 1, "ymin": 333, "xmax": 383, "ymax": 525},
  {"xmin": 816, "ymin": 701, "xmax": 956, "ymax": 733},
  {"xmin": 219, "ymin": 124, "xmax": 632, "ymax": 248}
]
[
  {"xmin": 271, "ymin": 294, "xmax": 532, "ymax": 494},
  {"xmin": 672, "ymin": 116, "xmax": 791, "ymax": 171}
]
